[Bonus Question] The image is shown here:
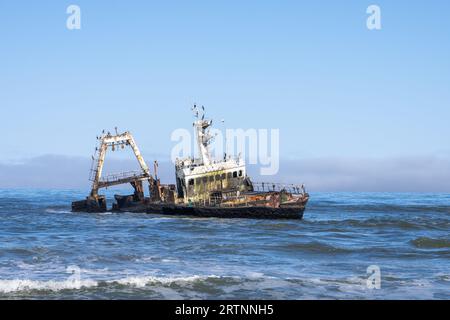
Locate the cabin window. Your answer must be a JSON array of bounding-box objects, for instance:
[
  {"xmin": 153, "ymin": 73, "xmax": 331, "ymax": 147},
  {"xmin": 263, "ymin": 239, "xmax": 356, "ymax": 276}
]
[
  {"xmin": 221, "ymin": 173, "xmax": 226, "ymax": 180},
  {"xmin": 215, "ymin": 175, "xmax": 220, "ymax": 181},
  {"xmin": 209, "ymin": 176, "xmax": 214, "ymax": 182},
  {"xmin": 233, "ymin": 171, "xmax": 238, "ymax": 178},
  {"xmin": 202, "ymin": 177, "xmax": 208, "ymax": 183},
  {"xmin": 196, "ymin": 178, "xmax": 201, "ymax": 185},
  {"xmin": 238, "ymin": 170, "xmax": 243, "ymax": 177},
  {"xmin": 189, "ymin": 179, "xmax": 194, "ymax": 186},
  {"xmin": 227, "ymin": 172, "xmax": 232, "ymax": 179}
]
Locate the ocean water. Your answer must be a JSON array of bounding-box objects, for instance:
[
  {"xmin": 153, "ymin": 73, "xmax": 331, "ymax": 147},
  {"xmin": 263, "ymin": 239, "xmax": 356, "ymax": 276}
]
[{"xmin": 0, "ymin": 189, "xmax": 449, "ymax": 300}]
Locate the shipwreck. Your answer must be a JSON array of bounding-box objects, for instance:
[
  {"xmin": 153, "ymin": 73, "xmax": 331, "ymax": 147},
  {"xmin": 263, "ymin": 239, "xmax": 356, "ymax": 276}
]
[{"xmin": 72, "ymin": 106, "xmax": 309, "ymax": 219}]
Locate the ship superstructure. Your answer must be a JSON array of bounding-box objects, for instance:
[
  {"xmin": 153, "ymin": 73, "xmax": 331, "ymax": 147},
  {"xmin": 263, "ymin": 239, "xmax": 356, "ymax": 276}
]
[{"xmin": 174, "ymin": 106, "xmax": 252, "ymax": 205}]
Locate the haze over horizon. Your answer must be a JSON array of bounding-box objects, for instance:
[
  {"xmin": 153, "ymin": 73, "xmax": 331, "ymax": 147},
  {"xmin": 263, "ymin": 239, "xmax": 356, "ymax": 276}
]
[{"xmin": 1, "ymin": 154, "xmax": 449, "ymax": 193}]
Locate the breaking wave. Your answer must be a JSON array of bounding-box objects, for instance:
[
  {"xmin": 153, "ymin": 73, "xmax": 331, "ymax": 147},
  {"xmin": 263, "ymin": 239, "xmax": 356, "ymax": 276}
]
[
  {"xmin": 45, "ymin": 208, "xmax": 71, "ymax": 214},
  {"xmin": 0, "ymin": 275, "xmax": 223, "ymax": 294}
]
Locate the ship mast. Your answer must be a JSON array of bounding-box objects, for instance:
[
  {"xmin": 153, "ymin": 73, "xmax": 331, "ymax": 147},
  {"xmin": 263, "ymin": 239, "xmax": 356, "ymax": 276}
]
[{"xmin": 192, "ymin": 105, "xmax": 213, "ymax": 166}]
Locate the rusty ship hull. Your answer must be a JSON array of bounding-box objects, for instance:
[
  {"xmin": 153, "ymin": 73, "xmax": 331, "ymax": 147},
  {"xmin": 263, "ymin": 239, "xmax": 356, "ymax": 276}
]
[
  {"xmin": 73, "ymin": 201, "xmax": 307, "ymax": 220},
  {"xmin": 106, "ymin": 192, "xmax": 309, "ymax": 220},
  {"xmin": 73, "ymin": 186, "xmax": 310, "ymax": 220},
  {"xmin": 153, "ymin": 204, "xmax": 306, "ymax": 220}
]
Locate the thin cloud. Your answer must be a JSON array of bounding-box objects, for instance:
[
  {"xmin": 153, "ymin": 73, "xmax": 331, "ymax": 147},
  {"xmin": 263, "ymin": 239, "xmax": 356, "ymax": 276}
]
[
  {"xmin": 1, "ymin": 155, "xmax": 449, "ymax": 192},
  {"xmin": 248, "ymin": 156, "xmax": 450, "ymax": 192}
]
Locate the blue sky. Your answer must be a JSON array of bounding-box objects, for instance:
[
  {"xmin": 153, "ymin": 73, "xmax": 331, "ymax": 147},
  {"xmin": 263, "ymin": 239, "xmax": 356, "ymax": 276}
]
[{"xmin": 1, "ymin": 1, "xmax": 450, "ymax": 190}]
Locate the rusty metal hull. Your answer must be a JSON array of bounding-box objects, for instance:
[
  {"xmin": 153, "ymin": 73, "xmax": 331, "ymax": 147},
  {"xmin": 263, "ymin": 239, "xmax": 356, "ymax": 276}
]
[
  {"xmin": 72, "ymin": 196, "xmax": 107, "ymax": 213},
  {"xmin": 109, "ymin": 194, "xmax": 309, "ymax": 220},
  {"xmin": 151, "ymin": 205, "xmax": 306, "ymax": 220},
  {"xmin": 74, "ymin": 192, "xmax": 309, "ymax": 220}
]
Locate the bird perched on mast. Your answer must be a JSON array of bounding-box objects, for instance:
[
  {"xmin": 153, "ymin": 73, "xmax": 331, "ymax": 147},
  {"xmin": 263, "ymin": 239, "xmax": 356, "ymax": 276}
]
[
  {"xmin": 199, "ymin": 105, "xmax": 205, "ymax": 120},
  {"xmin": 191, "ymin": 104, "xmax": 199, "ymax": 118}
]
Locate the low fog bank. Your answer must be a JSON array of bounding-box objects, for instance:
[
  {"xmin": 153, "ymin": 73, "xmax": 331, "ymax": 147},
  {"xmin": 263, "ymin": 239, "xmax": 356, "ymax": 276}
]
[{"xmin": 1, "ymin": 155, "xmax": 449, "ymax": 193}]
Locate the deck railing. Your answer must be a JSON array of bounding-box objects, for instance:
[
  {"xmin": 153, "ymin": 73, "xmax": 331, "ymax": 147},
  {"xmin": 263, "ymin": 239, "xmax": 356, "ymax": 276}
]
[
  {"xmin": 99, "ymin": 171, "xmax": 145, "ymax": 184},
  {"xmin": 252, "ymin": 182, "xmax": 306, "ymax": 195}
]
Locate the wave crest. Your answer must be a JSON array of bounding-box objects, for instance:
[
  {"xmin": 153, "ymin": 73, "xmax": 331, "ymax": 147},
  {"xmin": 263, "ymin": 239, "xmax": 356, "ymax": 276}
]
[{"xmin": 0, "ymin": 275, "xmax": 222, "ymax": 294}]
